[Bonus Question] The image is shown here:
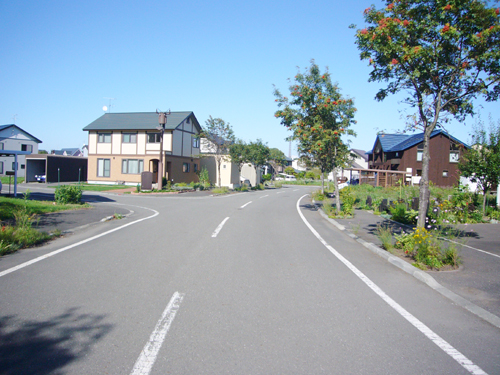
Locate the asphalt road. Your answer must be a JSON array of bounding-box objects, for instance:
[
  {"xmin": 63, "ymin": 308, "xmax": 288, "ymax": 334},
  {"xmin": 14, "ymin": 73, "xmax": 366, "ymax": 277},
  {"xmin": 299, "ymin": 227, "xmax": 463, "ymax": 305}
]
[{"xmin": 1, "ymin": 186, "xmax": 499, "ymax": 374}]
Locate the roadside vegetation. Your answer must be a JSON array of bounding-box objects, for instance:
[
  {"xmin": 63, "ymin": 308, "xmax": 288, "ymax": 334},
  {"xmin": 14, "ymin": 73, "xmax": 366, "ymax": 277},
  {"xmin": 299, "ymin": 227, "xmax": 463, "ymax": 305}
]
[{"xmin": 317, "ymin": 182, "xmax": 500, "ymax": 271}]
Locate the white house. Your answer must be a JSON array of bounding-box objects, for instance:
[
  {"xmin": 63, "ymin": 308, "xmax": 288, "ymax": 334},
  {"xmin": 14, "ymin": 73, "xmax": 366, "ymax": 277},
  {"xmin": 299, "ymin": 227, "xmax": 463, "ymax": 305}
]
[{"xmin": 0, "ymin": 124, "xmax": 42, "ymax": 178}]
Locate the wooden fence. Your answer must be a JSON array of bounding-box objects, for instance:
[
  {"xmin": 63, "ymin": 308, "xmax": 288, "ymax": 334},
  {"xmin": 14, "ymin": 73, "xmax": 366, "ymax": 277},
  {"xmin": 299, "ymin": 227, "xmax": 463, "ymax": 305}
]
[{"xmin": 341, "ymin": 168, "xmax": 411, "ymax": 188}]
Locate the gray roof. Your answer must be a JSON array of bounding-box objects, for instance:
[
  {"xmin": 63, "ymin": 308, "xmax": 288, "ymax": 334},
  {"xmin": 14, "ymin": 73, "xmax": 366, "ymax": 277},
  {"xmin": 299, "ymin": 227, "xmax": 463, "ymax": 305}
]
[
  {"xmin": 82, "ymin": 112, "xmax": 200, "ymax": 132},
  {"xmin": 351, "ymin": 148, "xmax": 368, "ymax": 162},
  {"xmin": 0, "ymin": 124, "xmax": 42, "ymax": 143}
]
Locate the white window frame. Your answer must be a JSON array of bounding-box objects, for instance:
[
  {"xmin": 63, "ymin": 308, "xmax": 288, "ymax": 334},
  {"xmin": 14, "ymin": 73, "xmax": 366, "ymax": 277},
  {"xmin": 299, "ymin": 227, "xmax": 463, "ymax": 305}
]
[
  {"xmin": 192, "ymin": 138, "xmax": 200, "ymax": 148},
  {"xmin": 97, "ymin": 158, "xmax": 111, "ymax": 177},
  {"xmin": 98, "ymin": 133, "xmax": 112, "ymax": 143},
  {"xmin": 122, "ymin": 159, "xmax": 144, "ymax": 174},
  {"xmin": 416, "ymin": 143, "xmax": 423, "ymax": 162},
  {"xmin": 21, "ymin": 144, "xmax": 33, "ymax": 152},
  {"xmin": 182, "ymin": 162, "xmax": 190, "ymax": 173},
  {"xmin": 122, "ymin": 133, "xmax": 137, "ymax": 143},
  {"xmin": 147, "ymin": 133, "xmax": 161, "ymax": 143}
]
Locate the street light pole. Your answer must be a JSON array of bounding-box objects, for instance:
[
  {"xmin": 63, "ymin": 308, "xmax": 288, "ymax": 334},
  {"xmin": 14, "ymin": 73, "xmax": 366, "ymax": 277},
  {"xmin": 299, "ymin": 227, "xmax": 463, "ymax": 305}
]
[{"xmin": 157, "ymin": 110, "xmax": 170, "ymax": 189}]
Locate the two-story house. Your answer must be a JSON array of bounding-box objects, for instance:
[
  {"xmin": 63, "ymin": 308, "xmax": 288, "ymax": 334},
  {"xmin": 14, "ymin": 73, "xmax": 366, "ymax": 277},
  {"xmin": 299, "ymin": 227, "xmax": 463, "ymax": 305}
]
[
  {"xmin": 83, "ymin": 112, "xmax": 201, "ymax": 186},
  {"xmin": 0, "ymin": 124, "xmax": 41, "ymax": 178},
  {"xmin": 366, "ymin": 129, "xmax": 469, "ymax": 186}
]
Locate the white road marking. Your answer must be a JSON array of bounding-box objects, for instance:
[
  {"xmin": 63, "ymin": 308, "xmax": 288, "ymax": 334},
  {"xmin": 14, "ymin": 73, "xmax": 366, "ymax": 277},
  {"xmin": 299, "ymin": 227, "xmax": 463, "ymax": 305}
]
[
  {"xmin": 440, "ymin": 237, "xmax": 500, "ymax": 259},
  {"xmin": 277, "ymin": 191, "xmax": 286, "ymax": 194},
  {"xmin": 293, "ymin": 189, "xmax": 299, "ymax": 191},
  {"xmin": 212, "ymin": 217, "xmax": 230, "ymax": 238},
  {"xmin": 296, "ymin": 195, "xmax": 487, "ymax": 375},
  {"xmin": 240, "ymin": 201, "xmax": 252, "ymax": 209},
  {"xmin": 0, "ymin": 205, "xmax": 159, "ymax": 278},
  {"xmin": 259, "ymin": 195, "xmax": 269, "ymax": 199},
  {"xmin": 130, "ymin": 292, "xmax": 185, "ymax": 375}
]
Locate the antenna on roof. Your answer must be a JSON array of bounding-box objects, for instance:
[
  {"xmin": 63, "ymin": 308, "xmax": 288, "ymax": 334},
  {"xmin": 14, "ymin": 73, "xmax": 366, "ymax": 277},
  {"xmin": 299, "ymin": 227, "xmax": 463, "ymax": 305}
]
[
  {"xmin": 12, "ymin": 114, "xmax": 18, "ymax": 123},
  {"xmin": 103, "ymin": 97, "xmax": 116, "ymax": 113}
]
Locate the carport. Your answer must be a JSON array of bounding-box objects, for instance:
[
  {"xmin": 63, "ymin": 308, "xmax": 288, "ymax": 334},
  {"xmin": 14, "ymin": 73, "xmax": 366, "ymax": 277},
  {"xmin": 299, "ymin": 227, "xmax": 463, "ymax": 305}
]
[
  {"xmin": 0, "ymin": 150, "xmax": 31, "ymax": 196},
  {"xmin": 26, "ymin": 154, "xmax": 88, "ymax": 184}
]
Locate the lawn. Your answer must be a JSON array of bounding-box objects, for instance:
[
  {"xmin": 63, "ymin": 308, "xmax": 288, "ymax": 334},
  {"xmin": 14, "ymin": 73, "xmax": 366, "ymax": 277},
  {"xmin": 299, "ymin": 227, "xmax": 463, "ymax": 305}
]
[
  {"xmin": 48, "ymin": 183, "xmax": 133, "ymax": 192},
  {"xmin": 0, "ymin": 196, "xmax": 88, "ymax": 221}
]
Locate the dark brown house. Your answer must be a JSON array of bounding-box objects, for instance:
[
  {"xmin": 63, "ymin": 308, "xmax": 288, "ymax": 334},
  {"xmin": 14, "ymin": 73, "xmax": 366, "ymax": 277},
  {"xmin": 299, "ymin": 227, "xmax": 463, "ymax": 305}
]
[{"xmin": 366, "ymin": 130, "xmax": 469, "ymax": 187}]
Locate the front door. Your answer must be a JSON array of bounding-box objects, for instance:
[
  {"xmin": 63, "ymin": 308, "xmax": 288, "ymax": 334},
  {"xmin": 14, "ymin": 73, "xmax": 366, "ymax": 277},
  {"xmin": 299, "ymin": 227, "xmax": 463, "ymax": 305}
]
[{"xmin": 150, "ymin": 159, "xmax": 158, "ymax": 184}]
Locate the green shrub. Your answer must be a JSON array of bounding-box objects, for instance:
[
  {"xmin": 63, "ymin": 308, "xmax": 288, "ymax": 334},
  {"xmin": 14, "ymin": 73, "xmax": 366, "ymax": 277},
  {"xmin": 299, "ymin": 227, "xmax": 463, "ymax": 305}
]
[
  {"xmin": 212, "ymin": 187, "xmax": 229, "ymax": 194},
  {"xmin": 376, "ymin": 225, "xmax": 394, "ymax": 252},
  {"xmin": 54, "ymin": 185, "xmax": 83, "ymax": 204},
  {"xmin": 312, "ymin": 189, "xmax": 326, "ymax": 201},
  {"xmin": 197, "ymin": 166, "xmax": 211, "ymax": 187},
  {"xmin": 339, "ymin": 186, "xmax": 355, "ymax": 216}
]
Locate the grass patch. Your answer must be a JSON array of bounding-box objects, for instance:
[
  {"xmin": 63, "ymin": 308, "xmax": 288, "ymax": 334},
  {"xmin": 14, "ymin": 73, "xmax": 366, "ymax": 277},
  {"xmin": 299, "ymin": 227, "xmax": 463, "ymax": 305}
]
[
  {"xmin": 48, "ymin": 183, "xmax": 132, "ymax": 192},
  {"xmin": 212, "ymin": 187, "xmax": 229, "ymax": 195},
  {"xmin": 0, "ymin": 196, "xmax": 89, "ymax": 221},
  {"xmin": 1, "ymin": 176, "xmax": 25, "ymax": 184}
]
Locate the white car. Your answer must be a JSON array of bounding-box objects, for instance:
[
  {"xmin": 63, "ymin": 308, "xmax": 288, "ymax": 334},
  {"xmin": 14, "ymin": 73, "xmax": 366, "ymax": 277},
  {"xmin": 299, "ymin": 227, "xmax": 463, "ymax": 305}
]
[{"xmin": 276, "ymin": 173, "xmax": 296, "ymax": 181}]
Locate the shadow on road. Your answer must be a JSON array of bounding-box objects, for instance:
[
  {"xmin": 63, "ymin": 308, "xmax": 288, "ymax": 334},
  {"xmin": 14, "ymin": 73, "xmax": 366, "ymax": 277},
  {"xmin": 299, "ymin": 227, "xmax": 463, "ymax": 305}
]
[{"xmin": 0, "ymin": 308, "xmax": 113, "ymax": 375}]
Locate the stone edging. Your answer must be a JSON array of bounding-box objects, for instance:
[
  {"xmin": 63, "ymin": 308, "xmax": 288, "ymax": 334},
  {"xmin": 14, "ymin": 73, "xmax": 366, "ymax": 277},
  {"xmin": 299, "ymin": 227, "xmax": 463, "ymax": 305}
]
[{"xmin": 317, "ymin": 208, "xmax": 500, "ymax": 329}]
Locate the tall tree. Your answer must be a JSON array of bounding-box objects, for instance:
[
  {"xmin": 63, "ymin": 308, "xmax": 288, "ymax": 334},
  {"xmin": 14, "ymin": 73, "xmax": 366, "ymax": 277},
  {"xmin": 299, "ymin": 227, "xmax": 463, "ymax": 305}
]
[
  {"xmin": 354, "ymin": 0, "xmax": 500, "ymax": 227},
  {"xmin": 458, "ymin": 117, "xmax": 500, "ymax": 214},
  {"xmin": 247, "ymin": 139, "xmax": 270, "ymax": 179},
  {"xmin": 268, "ymin": 148, "xmax": 287, "ymax": 179},
  {"xmin": 228, "ymin": 139, "xmax": 250, "ymax": 173},
  {"xmin": 274, "ymin": 61, "xmax": 356, "ymax": 210},
  {"xmin": 201, "ymin": 116, "xmax": 235, "ymax": 187}
]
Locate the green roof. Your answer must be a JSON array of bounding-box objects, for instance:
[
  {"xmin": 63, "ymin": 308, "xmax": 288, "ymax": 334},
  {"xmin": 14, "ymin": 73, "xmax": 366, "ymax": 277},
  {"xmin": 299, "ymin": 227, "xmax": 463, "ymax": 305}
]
[{"xmin": 82, "ymin": 112, "xmax": 200, "ymax": 132}]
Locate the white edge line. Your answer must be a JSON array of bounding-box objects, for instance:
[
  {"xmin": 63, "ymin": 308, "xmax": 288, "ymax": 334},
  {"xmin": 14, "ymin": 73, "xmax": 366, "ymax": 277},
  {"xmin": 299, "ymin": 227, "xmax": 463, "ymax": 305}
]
[
  {"xmin": 130, "ymin": 292, "xmax": 185, "ymax": 375},
  {"xmin": 440, "ymin": 237, "xmax": 500, "ymax": 259},
  {"xmin": 212, "ymin": 217, "xmax": 230, "ymax": 238},
  {"xmin": 0, "ymin": 206, "xmax": 159, "ymax": 278},
  {"xmin": 240, "ymin": 201, "xmax": 252, "ymax": 209},
  {"xmin": 296, "ymin": 194, "xmax": 487, "ymax": 375}
]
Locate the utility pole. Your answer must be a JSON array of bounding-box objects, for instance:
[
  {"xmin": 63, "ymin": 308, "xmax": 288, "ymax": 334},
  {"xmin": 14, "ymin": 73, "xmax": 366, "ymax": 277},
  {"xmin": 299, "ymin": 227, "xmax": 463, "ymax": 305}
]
[{"xmin": 156, "ymin": 110, "xmax": 171, "ymax": 189}]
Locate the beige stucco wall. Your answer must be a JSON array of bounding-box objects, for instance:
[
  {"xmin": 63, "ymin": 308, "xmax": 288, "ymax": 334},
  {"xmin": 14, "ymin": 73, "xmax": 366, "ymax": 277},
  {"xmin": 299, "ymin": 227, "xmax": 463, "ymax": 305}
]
[
  {"xmin": 241, "ymin": 164, "xmax": 261, "ymax": 186},
  {"xmin": 200, "ymin": 155, "xmax": 239, "ymax": 188}
]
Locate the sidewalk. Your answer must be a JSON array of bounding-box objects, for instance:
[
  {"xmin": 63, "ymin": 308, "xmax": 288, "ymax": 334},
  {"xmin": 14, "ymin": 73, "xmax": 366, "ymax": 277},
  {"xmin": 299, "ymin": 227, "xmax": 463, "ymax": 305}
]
[{"xmin": 331, "ymin": 208, "xmax": 500, "ymax": 327}]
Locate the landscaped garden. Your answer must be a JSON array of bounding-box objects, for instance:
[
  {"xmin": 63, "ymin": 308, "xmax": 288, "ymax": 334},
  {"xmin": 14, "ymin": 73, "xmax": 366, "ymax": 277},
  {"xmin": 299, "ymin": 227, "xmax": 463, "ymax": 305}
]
[{"xmin": 316, "ymin": 183, "xmax": 499, "ymax": 271}]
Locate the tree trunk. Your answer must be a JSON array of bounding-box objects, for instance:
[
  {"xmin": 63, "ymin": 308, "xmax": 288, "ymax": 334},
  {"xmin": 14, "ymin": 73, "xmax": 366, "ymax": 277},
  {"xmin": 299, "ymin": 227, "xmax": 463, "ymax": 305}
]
[
  {"xmin": 217, "ymin": 160, "xmax": 221, "ymax": 187},
  {"xmin": 482, "ymin": 187, "xmax": 488, "ymax": 215},
  {"xmin": 321, "ymin": 172, "xmax": 325, "ymax": 195},
  {"xmin": 417, "ymin": 130, "xmax": 432, "ymax": 228}
]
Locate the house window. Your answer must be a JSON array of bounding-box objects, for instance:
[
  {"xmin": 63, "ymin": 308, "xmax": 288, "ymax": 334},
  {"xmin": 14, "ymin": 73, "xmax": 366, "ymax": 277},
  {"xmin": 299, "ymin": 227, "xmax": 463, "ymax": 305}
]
[
  {"xmin": 98, "ymin": 133, "xmax": 112, "ymax": 143},
  {"xmin": 194, "ymin": 163, "xmax": 198, "ymax": 173},
  {"xmin": 416, "ymin": 143, "xmax": 424, "ymax": 161},
  {"xmin": 0, "ymin": 143, "xmax": 4, "ymax": 150},
  {"xmin": 0, "ymin": 161, "xmax": 3, "ymax": 174},
  {"xmin": 12, "ymin": 162, "xmax": 17, "ymax": 170},
  {"xmin": 147, "ymin": 133, "xmax": 161, "ymax": 143},
  {"xmin": 183, "ymin": 162, "xmax": 190, "ymax": 173},
  {"xmin": 443, "ymin": 170, "xmax": 448, "ymax": 177},
  {"xmin": 21, "ymin": 144, "xmax": 33, "ymax": 152},
  {"xmin": 21, "ymin": 164, "xmax": 25, "ymax": 169},
  {"xmin": 122, "ymin": 133, "xmax": 137, "ymax": 143},
  {"xmin": 450, "ymin": 143, "xmax": 460, "ymax": 163},
  {"xmin": 383, "ymin": 153, "xmax": 387, "ymax": 162},
  {"xmin": 416, "ymin": 169, "xmax": 422, "ymax": 176},
  {"xmin": 192, "ymin": 138, "xmax": 200, "ymax": 148},
  {"xmin": 122, "ymin": 159, "xmax": 144, "ymax": 174},
  {"xmin": 97, "ymin": 158, "xmax": 111, "ymax": 177}
]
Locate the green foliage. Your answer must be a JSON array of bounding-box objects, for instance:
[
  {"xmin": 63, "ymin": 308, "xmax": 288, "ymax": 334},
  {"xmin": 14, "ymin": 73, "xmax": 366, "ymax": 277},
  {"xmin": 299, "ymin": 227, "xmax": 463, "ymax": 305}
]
[
  {"xmin": 322, "ymin": 200, "xmax": 335, "ymax": 217},
  {"xmin": 311, "ymin": 189, "xmax": 326, "ymax": 201},
  {"xmin": 376, "ymin": 225, "xmax": 394, "ymax": 252},
  {"xmin": 459, "ymin": 116, "xmax": 500, "ymax": 214},
  {"xmin": 212, "ymin": 187, "xmax": 229, "ymax": 195},
  {"xmin": 247, "ymin": 139, "xmax": 270, "ymax": 169},
  {"xmin": 268, "ymin": 148, "xmax": 287, "ymax": 178},
  {"xmin": 262, "ymin": 173, "xmax": 272, "ymax": 182},
  {"xmin": 229, "ymin": 139, "xmax": 250, "ymax": 172},
  {"xmin": 197, "ymin": 166, "xmax": 211, "ymax": 188},
  {"xmin": 136, "ymin": 184, "xmax": 140, "ymax": 193},
  {"xmin": 284, "ymin": 166, "xmax": 296, "ymax": 176},
  {"xmin": 54, "ymin": 185, "xmax": 82, "ymax": 204},
  {"xmin": 354, "ymin": 0, "xmax": 500, "ymax": 228},
  {"xmin": 274, "ymin": 60, "xmax": 356, "ymax": 178},
  {"xmin": 305, "ymin": 171, "xmax": 316, "ymax": 180},
  {"xmin": 339, "ymin": 186, "xmax": 355, "ymax": 216}
]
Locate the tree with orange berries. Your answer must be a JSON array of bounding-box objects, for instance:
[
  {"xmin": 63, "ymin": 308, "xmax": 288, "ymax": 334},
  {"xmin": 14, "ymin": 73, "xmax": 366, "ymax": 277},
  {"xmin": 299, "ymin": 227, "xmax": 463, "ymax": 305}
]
[
  {"xmin": 274, "ymin": 61, "xmax": 356, "ymax": 213},
  {"xmin": 354, "ymin": 0, "xmax": 500, "ymax": 228}
]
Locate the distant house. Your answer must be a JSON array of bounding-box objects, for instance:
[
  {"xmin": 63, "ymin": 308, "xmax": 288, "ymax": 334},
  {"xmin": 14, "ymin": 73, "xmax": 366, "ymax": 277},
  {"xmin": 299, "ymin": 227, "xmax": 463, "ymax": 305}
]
[
  {"xmin": 51, "ymin": 148, "xmax": 83, "ymax": 157},
  {"xmin": 0, "ymin": 124, "xmax": 42, "ymax": 178},
  {"xmin": 366, "ymin": 130, "xmax": 469, "ymax": 186},
  {"xmin": 83, "ymin": 112, "xmax": 201, "ymax": 186}
]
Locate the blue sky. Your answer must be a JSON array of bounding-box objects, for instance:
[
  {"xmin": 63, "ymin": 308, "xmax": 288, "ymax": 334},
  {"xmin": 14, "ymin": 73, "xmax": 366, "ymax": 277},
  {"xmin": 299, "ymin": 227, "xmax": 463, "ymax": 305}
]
[{"xmin": 1, "ymin": 0, "xmax": 498, "ymax": 155}]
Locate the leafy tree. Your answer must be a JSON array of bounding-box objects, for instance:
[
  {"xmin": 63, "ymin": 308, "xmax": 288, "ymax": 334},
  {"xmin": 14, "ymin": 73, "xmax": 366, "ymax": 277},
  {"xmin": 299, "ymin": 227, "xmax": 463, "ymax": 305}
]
[
  {"xmin": 284, "ymin": 166, "xmax": 296, "ymax": 176},
  {"xmin": 268, "ymin": 148, "xmax": 287, "ymax": 179},
  {"xmin": 228, "ymin": 139, "xmax": 250, "ymax": 173},
  {"xmin": 200, "ymin": 116, "xmax": 235, "ymax": 187},
  {"xmin": 247, "ymin": 139, "xmax": 270, "ymax": 173},
  {"xmin": 274, "ymin": 61, "xmax": 356, "ymax": 212},
  {"xmin": 38, "ymin": 150, "xmax": 48, "ymax": 154},
  {"xmin": 354, "ymin": 0, "xmax": 500, "ymax": 227},
  {"xmin": 458, "ymin": 117, "xmax": 500, "ymax": 214}
]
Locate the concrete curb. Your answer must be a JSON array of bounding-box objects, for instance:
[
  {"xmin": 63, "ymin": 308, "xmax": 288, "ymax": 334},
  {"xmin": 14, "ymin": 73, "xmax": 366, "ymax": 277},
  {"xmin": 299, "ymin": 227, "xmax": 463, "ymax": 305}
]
[{"xmin": 317, "ymin": 208, "xmax": 500, "ymax": 330}]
